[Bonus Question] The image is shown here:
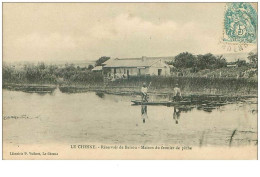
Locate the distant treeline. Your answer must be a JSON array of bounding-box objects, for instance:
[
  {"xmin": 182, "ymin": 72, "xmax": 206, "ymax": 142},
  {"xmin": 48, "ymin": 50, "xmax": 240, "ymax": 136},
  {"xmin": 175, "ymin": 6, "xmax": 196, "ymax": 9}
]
[
  {"xmin": 3, "ymin": 63, "xmax": 103, "ymax": 85},
  {"xmin": 166, "ymin": 52, "xmax": 257, "ymax": 72}
]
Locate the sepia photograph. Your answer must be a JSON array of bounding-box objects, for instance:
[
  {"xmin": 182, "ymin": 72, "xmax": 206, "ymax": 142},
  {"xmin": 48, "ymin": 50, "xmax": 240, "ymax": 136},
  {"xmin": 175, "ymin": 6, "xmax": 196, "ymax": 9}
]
[{"xmin": 2, "ymin": 2, "xmax": 258, "ymax": 160}]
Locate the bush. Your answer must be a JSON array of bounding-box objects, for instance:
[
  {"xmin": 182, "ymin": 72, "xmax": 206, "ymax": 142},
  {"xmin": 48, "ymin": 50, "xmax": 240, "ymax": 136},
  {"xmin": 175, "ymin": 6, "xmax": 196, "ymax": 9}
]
[
  {"xmin": 235, "ymin": 59, "xmax": 247, "ymax": 67},
  {"xmin": 170, "ymin": 52, "xmax": 227, "ymax": 70},
  {"xmin": 174, "ymin": 52, "xmax": 197, "ymax": 68},
  {"xmin": 3, "ymin": 63, "xmax": 103, "ymax": 85}
]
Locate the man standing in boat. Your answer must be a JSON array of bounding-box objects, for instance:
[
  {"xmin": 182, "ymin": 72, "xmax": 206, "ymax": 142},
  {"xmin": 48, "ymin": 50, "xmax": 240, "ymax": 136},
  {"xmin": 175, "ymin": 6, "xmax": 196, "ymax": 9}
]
[
  {"xmin": 141, "ymin": 82, "xmax": 148, "ymax": 102},
  {"xmin": 173, "ymin": 83, "xmax": 182, "ymax": 101}
]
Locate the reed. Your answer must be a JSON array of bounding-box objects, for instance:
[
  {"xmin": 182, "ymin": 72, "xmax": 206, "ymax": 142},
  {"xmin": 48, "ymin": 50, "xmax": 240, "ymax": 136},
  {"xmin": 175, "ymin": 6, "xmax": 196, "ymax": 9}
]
[
  {"xmin": 109, "ymin": 76, "xmax": 257, "ymax": 95},
  {"xmin": 3, "ymin": 63, "xmax": 257, "ymax": 95}
]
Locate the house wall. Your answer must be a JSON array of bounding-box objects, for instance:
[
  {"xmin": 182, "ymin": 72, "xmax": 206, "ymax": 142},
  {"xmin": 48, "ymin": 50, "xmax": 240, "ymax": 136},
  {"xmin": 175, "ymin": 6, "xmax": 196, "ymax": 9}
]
[
  {"xmin": 148, "ymin": 67, "xmax": 170, "ymax": 76},
  {"xmin": 109, "ymin": 67, "xmax": 149, "ymax": 76},
  {"xmin": 106, "ymin": 62, "xmax": 170, "ymax": 77},
  {"xmin": 148, "ymin": 61, "xmax": 171, "ymax": 76}
]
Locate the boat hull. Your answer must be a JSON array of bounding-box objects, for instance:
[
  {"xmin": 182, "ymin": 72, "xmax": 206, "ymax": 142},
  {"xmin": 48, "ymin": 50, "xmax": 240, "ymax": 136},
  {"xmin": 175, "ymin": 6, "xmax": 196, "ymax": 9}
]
[{"xmin": 131, "ymin": 100, "xmax": 191, "ymax": 106}]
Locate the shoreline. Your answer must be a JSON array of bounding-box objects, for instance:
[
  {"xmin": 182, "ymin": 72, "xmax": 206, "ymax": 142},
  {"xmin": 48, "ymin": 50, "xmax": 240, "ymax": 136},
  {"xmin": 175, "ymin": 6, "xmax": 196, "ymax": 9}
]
[{"xmin": 3, "ymin": 82, "xmax": 258, "ymax": 97}]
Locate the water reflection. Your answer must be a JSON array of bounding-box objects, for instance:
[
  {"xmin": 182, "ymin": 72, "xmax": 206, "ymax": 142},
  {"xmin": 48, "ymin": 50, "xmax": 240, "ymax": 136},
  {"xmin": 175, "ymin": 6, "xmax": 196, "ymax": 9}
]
[
  {"xmin": 141, "ymin": 105, "xmax": 148, "ymax": 123},
  {"xmin": 3, "ymin": 89, "xmax": 257, "ymax": 147},
  {"xmin": 139, "ymin": 101, "xmax": 242, "ymax": 125},
  {"xmin": 95, "ymin": 92, "xmax": 105, "ymax": 98},
  {"xmin": 173, "ymin": 107, "xmax": 181, "ymax": 124},
  {"xmin": 3, "ymin": 84, "xmax": 56, "ymax": 95}
]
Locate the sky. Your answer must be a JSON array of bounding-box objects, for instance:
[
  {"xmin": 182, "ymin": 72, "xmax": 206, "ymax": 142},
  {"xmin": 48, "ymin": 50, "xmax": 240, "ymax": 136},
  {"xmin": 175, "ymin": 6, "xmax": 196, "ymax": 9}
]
[{"xmin": 3, "ymin": 3, "xmax": 257, "ymax": 62}]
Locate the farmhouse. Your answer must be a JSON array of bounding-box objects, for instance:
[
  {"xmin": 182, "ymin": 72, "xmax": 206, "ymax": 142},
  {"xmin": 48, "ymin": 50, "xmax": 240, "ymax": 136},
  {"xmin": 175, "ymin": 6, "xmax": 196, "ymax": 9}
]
[
  {"xmin": 92, "ymin": 66, "xmax": 103, "ymax": 73},
  {"xmin": 102, "ymin": 56, "xmax": 172, "ymax": 78}
]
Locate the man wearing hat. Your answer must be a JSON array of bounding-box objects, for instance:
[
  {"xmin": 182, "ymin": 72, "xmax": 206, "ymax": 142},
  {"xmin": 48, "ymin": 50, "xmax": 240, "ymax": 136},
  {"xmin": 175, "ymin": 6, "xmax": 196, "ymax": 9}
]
[
  {"xmin": 141, "ymin": 82, "xmax": 148, "ymax": 102},
  {"xmin": 173, "ymin": 83, "xmax": 182, "ymax": 101}
]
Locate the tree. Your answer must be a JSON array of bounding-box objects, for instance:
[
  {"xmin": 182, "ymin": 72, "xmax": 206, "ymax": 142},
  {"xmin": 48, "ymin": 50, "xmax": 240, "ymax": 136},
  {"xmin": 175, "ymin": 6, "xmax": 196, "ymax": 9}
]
[
  {"xmin": 172, "ymin": 52, "xmax": 227, "ymax": 70},
  {"xmin": 235, "ymin": 59, "xmax": 247, "ymax": 67},
  {"xmin": 195, "ymin": 53, "xmax": 226, "ymax": 69},
  {"xmin": 38, "ymin": 62, "xmax": 46, "ymax": 70},
  {"xmin": 215, "ymin": 55, "xmax": 227, "ymax": 68},
  {"xmin": 95, "ymin": 56, "xmax": 110, "ymax": 66},
  {"xmin": 88, "ymin": 64, "xmax": 94, "ymax": 70},
  {"xmin": 248, "ymin": 52, "xmax": 258, "ymax": 67},
  {"xmin": 196, "ymin": 53, "xmax": 214, "ymax": 69},
  {"xmin": 173, "ymin": 52, "xmax": 196, "ymax": 68}
]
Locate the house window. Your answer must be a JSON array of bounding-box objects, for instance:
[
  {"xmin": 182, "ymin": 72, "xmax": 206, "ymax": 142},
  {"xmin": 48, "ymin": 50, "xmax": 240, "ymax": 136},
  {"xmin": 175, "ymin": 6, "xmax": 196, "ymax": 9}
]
[{"xmin": 114, "ymin": 68, "xmax": 116, "ymax": 74}]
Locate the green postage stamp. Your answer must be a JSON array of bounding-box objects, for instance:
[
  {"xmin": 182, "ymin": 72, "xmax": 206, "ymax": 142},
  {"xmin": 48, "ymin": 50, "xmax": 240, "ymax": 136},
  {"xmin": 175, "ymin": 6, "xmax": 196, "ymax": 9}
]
[{"xmin": 223, "ymin": 2, "xmax": 257, "ymax": 44}]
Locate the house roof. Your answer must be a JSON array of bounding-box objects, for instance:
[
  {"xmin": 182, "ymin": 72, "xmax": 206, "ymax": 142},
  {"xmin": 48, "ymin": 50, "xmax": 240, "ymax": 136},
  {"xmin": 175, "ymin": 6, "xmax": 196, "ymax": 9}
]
[
  {"xmin": 103, "ymin": 56, "xmax": 173, "ymax": 68},
  {"xmin": 92, "ymin": 66, "xmax": 103, "ymax": 71}
]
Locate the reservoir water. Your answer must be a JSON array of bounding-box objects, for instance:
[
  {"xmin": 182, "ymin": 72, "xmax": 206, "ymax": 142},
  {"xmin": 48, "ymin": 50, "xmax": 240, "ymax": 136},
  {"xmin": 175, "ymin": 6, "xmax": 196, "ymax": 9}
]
[{"xmin": 3, "ymin": 88, "xmax": 257, "ymax": 147}]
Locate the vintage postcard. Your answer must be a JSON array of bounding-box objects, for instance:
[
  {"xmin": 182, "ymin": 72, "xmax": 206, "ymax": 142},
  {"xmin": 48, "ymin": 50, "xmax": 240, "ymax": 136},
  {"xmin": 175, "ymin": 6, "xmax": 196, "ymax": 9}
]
[{"xmin": 2, "ymin": 2, "xmax": 258, "ymax": 160}]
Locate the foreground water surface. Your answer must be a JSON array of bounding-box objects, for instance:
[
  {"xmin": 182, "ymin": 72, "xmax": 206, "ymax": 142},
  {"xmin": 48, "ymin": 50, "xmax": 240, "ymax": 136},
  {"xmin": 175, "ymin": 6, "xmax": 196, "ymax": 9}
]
[{"xmin": 3, "ymin": 88, "xmax": 257, "ymax": 147}]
